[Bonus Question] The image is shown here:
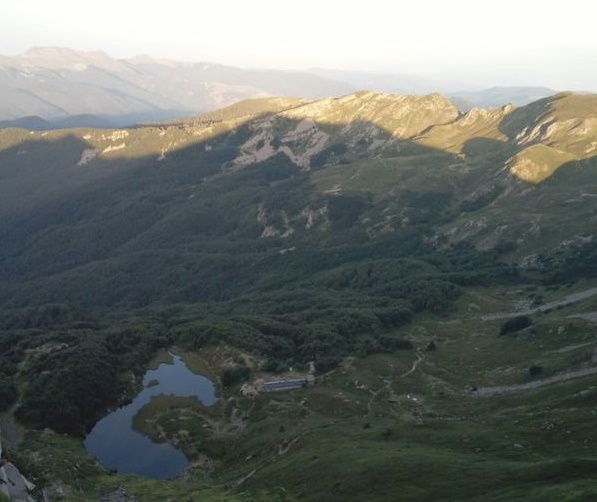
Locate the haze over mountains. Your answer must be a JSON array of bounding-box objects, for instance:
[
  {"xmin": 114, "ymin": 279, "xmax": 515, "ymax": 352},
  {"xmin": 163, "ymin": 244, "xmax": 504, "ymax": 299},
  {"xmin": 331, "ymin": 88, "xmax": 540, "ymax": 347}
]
[
  {"xmin": 0, "ymin": 47, "xmax": 352, "ymax": 127},
  {"xmin": 0, "ymin": 47, "xmax": 560, "ymax": 129}
]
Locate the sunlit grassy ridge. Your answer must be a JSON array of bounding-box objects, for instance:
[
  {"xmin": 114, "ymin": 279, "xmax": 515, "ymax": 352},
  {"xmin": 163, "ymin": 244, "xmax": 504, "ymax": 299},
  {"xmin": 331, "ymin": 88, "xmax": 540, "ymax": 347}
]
[
  {"xmin": 416, "ymin": 104, "xmax": 512, "ymax": 153},
  {"xmin": 508, "ymin": 144, "xmax": 579, "ymax": 183}
]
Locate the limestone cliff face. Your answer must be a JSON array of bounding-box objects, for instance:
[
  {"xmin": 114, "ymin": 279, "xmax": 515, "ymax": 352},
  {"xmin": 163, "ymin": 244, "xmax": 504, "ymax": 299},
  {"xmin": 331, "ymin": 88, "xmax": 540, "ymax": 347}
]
[{"xmin": 231, "ymin": 91, "xmax": 460, "ymax": 170}]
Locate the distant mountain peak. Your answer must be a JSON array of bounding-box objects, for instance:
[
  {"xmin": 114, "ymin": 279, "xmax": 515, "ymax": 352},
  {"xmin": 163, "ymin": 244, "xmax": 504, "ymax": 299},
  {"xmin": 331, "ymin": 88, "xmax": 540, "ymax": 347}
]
[
  {"xmin": 127, "ymin": 54, "xmax": 178, "ymax": 67},
  {"xmin": 450, "ymin": 86, "xmax": 558, "ymax": 108},
  {"xmin": 25, "ymin": 46, "xmax": 79, "ymax": 56},
  {"xmin": 20, "ymin": 46, "xmax": 122, "ymax": 72}
]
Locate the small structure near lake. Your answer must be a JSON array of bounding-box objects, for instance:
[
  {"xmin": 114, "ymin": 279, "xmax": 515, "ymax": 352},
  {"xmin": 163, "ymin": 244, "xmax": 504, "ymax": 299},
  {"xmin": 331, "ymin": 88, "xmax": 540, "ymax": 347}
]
[{"xmin": 262, "ymin": 375, "xmax": 315, "ymax": 392}]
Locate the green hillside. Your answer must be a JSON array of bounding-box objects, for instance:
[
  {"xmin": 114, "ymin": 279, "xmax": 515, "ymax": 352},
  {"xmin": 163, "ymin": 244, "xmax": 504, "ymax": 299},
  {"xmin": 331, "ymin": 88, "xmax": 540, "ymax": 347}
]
[{"xmin": 1, "ymin": 91, "xmax": 597, "ymax": 501}]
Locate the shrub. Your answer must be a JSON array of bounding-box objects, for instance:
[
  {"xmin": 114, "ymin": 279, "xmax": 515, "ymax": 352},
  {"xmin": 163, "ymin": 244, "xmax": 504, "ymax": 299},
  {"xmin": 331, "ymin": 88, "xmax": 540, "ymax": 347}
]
[
  {"xmin": 0, "ymin": 375, "xmax": 16, "ymax": 411},
  {"xmin": 499, "ymin": 315, "xmax": 533, "ymax": 336},
  {"xmin": 529, "ymin": 364, "xmax": 543, "ymax": 376},
  {"xmin": 221, "ymin": 365, "xmax": 250, "ymax": 387}
]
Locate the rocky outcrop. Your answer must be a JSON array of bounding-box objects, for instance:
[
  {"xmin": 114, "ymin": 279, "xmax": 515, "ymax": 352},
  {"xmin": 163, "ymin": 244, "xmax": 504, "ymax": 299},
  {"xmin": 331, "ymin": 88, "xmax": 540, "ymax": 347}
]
[
  {"xmin": 0, "ymin": 439, "xmax": 36, "ymax": 502},
  {"xmin": 500, "ymin": 92, "xmax": 597, "ymax": 157},
  {"xmin": 231, "ymin": 91, "xmax": 460, "ymax": 170},
  {"xmin": 99, "ymin": 486, "xmax": 138, "ymax": 502}
]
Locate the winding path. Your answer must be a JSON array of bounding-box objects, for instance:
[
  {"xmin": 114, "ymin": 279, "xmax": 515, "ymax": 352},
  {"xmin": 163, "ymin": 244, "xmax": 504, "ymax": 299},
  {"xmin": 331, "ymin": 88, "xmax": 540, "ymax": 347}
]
[
  {"xmin": 0, "ymin": 406, "xmax": 24, "ymax": 447},
  {"xmin": 473, "ymin": 366, "xmax": 597, "ymax": 397},
  {"xmin": 401, "ymin": 350, "xmax": 424, "ymax": 378},
  {"xmin": 481, "ymin": 287, "xmax": 597, "ymax": 321}
]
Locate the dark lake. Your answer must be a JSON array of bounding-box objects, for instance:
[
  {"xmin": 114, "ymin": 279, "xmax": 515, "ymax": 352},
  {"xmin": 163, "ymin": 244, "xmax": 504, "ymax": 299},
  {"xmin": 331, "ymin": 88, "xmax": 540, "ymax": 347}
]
[{"xmin": 84, "ymin": 353, "xmax": 217, "ymax": 479}]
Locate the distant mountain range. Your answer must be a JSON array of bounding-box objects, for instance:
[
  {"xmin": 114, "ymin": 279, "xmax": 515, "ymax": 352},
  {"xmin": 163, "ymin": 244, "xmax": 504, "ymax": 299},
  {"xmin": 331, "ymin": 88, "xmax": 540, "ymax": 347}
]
[
  {"xmin": 0, "ymin": 47, "xmax": 561, "ymax": 128},
  {"xmin": 308, "ymin": 69, "xmax": 558, "ymax": 111},
  {"xmin": 306, "ymin": 68, "xmax": 471, "ymax": 94},
  {"xmin": 0, "ymin": 47, "xmax": 352, "ymax": 127},
  {"xmin": 0, "ymin": 114, "xmax": 114, "ymax": 130},
  {"xmin": 449, "ymin": 86, "xmax": 558, "ymax": 109}
]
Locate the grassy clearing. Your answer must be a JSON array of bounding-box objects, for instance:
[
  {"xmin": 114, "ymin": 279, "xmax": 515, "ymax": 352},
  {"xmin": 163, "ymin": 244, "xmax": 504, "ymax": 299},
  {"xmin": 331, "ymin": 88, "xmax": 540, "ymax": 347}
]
[
  {"xmin": 132, "ymin": 394, "xmax": 228, "ymax": 461},
  {"xmin": 146, "ymin": 349, "xmax": 174, "ymax": 370}
]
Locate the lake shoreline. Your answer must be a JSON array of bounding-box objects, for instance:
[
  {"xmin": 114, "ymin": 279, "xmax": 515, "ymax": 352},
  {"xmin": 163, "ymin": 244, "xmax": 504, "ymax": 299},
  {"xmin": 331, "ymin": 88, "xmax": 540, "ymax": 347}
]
[{"xmin": 84, "ymin": 353, "xmax": 218, "ymax": 480}]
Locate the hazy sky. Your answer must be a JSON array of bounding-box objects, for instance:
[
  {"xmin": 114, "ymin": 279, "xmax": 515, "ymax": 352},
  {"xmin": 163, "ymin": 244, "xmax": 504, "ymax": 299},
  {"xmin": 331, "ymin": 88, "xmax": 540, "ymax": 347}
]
[{"xmin": 1, "ymin": 0, "xmax": 596, "ymax": 89}]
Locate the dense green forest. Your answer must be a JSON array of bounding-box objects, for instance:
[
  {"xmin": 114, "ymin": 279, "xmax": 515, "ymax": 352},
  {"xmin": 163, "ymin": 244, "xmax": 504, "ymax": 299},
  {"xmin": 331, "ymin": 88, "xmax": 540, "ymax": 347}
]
[{"xmin": 0, "ymin": 227, "xmax": 521, "ymax": 431}]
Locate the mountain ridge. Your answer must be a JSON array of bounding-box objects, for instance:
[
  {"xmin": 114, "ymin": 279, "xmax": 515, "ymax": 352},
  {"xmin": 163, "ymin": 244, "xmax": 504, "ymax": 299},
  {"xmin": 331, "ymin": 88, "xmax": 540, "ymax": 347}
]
[{"xmin": 0, "ymin": 90, "xmax": 595, "ymax": 309}]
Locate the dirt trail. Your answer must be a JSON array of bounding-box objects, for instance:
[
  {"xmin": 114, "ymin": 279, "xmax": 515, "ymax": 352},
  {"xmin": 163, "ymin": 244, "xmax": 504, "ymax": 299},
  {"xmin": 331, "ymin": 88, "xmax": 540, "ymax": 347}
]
[
  {"xmin": 278, "ymin": 431, "xmax": 310, "ymax": 455},
  {"xmin": 551, "ymin": 342, "xmax": 593, "ymax": 354},
  {"xmin": 363, "ymin": 350, "xmax": 424, "ymax": 418},
  {"xmin": 481, "ymin": 287, "xmax": 597, "ymax": 321},
  {"xmin": 473, "ymin": 366, "xmax": 597, "ymax": 397},
  {"xmin": 401, "ymin": 350, "xmax": 424, "ymax": 378},
  {"xmin": 0, "ymin": 406, "xmax": 24, "ymax": 447},
  {"xmin": 236, "ymin": 429, "xmax": 312, "ymax": 486},
  {"xmin": 365, "ymin": 378, "xmax": 392, "ymax": 418},
  {"xmin": 568, "ymin": 312, "xmax": 597, "ymax": 323}
]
